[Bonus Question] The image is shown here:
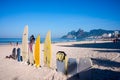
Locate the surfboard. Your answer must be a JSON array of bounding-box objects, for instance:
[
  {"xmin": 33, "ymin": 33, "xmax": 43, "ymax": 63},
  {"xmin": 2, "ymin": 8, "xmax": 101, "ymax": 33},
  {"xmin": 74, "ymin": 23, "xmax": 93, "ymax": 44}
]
[
  {"xmin": 56, "ymin": 51, "xmax": 67, "ymax": 74},
  {"xmin": 17, "ymin": 48, "xmax": 21, "ymax": 62},
  {"xmin": 67, "ymin": 58, "xmax": 77, "ymax": 76},
  {"xmin": 56, "ymin": 56, "xmax": 92, "ymax": 77},
  {"xmin": 78, "ymin": 58, "xmax": 92, "ymax": 80},
  {"xmin": 34, "ymin": 35, "xmax": 40, "ymax": 68},
  {"xmin": 22, "ymin": 25, "xmax": 28, "ymax": 63},
  {"xmin": 77, "ymin": 57, "xmax": 92, "ymax": 72},
  {"xmin": 44, "ymin": 31, "xmax": 52, "ymax": 68}
]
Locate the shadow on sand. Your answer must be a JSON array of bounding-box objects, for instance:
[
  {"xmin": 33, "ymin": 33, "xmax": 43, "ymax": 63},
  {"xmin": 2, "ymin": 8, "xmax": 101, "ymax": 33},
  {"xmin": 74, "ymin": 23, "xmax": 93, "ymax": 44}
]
[
  {"xmin": 59, "ymin": 42, "xmax": 120, "ymax": 80},
  {"xmin": 67, "ymin": 68, "xmax": 120, "ymax": 80},
  {"xmin": 94, "ymin": 49, "xmax": 120, "ymax": 53},
  {"xmin": 58, "ymin": 42, "xmax": 120, "ymax": 49},
  {"xmin": 67, "ymin": 58, "xmax": 120, "ymax": 80},
  {"xmin": 91, "ymin": 58, "xmax": 120, "ymax": 68}
]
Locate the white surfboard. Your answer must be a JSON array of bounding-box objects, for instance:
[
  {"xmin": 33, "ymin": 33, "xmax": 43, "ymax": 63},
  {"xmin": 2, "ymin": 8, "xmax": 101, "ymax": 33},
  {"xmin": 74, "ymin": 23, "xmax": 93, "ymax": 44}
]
[
  {"xmin": 77, "ymin": 57, "xmax": 92, "ymax": 72},
  {"xmin": 78, "ymin": 58, "xmax": 92, "ymax": 79},
  {"xmin": 22, "ymin": 25, "xmax": 28, "ymax": 63}
]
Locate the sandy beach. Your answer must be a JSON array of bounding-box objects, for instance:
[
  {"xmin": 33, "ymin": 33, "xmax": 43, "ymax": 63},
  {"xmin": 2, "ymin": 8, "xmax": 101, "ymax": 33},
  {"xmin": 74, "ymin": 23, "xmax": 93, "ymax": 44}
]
[{"xmin": 0, "ymin": 41, "xmax": 120, "ymax": 80}]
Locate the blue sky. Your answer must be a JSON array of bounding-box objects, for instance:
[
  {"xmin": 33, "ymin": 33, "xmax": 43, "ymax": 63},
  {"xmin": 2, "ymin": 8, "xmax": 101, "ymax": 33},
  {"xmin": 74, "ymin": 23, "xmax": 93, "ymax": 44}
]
[{"xmin": 0, "ymin": 0, "xmax": 120, "ymax": 38}]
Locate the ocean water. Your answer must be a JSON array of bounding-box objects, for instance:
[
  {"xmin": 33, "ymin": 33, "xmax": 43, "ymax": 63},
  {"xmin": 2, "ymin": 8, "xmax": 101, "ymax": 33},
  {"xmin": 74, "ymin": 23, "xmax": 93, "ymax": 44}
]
[{"xmin": 0, "ymin": 38, "xmax": 78, "ymax": 44}]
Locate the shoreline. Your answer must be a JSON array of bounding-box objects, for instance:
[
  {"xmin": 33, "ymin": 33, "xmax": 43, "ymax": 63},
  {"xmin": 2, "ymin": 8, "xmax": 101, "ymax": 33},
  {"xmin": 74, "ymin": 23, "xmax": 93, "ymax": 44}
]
[{"xmin": 0, "ymin": 37, "xmax": 115, "ymax": 45}]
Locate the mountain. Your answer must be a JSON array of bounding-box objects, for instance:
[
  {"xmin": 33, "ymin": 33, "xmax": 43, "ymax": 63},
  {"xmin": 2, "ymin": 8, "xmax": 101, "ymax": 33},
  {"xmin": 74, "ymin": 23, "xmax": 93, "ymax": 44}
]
[
  {"xmin": 89, "ymin": 29, "xmax": 114, "ymax": 36},
  {"xmin": 61, "ymin": 29, "xmax": 120, "ymax": 39},
  {"xmin": 61, "ymin": 28, "xmax": 88, "ymax": 39}
]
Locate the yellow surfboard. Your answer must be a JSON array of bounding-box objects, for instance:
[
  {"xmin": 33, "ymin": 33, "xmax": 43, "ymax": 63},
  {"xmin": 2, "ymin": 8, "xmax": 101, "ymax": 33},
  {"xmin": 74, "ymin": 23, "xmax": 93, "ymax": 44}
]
[
  {"xmin": 22, "ymin": 25, "xmax": 28, "ymax": 62},
  {"xmin": 34, "ymin": 35, "xmax": 40, "ymax": 68},
  {"xmin": 44, "ymin": 31, "xmax": 52, "ymax": 68}
]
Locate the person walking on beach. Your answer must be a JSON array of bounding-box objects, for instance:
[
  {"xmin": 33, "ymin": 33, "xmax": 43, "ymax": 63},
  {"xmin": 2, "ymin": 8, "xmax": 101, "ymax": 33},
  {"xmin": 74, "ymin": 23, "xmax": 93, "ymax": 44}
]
[{"xmin": 28, "ymin": 35, "xmax": 35, "ymax": 65}]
